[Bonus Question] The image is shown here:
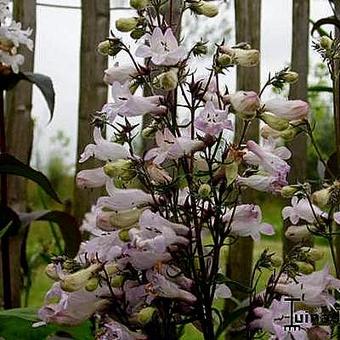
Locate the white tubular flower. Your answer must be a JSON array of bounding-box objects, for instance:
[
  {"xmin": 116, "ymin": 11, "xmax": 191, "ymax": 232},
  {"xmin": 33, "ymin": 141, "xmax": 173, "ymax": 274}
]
[
  {"xmin": 103, "ymin": 63, "xmax": 138, "ymax": 85},
  {"xmin": 76, "ymin": 167, "xmax": 107, "ymax": 189},
  {"xmin": 79, "ymin": 127, "xmax": 129, "ymax": 163},
  {"xmin": 135, "ymin": 27, "xmax": 186, "ymax": 66},
  {"xmin": 264, "ymin": 98, "xmax": 309, "ymax": 121}
]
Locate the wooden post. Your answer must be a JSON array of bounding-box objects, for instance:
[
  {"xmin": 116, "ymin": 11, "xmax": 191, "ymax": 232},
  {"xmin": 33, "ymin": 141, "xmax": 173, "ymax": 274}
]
[
  {"xmin": 283, "ymin": 0, "xmax": 309, "ymax": 255},
  {"xmin": 2, "ymin": 0, "xmax": 37, "ymax": 308},
  {"xmin": 226, "ymin": 0, "xmax": 261, "ymax": 300},
  {"xmin": 73, "ymin": 1, "xmax": 110, "ymax": 223}
]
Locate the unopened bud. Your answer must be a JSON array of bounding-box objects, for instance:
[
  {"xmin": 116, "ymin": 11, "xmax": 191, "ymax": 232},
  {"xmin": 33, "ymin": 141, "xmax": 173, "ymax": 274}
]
[
  {"xmin": 130, "ymin": 28, "xmax": 145, "ymax": 40},
  {"xmin": 110, "ymin": 275, "xmax": 125, "ymax": 288},
  {"xmin": 193, "ymin": 42, "xmax": 208, "ymax": 57},
  {"xmin": 130, "ymin": 0, "xmax": 150, "ymax": 10},
  {"xmin": 281, "ymin": 71, "xmax": 299, "ymax": 84},
  {"xmin": 45, "ymin": 264, "xmax": 59, "ymax": 281},
  {"xmin": 260, "ymin": 112, "xmax": 289, "ymax": 131},
  {"xmin": 190, "ymin": 1, "xmax": 219, "ymax": 17},
  {"xmin": 85, "ymin": 277, "xmax": 99, "ymax": 292},
  {"xmin": 224, "ymin": 161, "xmax": 239, "ymax": 186},
  {"xmin": 97, "ymin": 39, "xmax": 121, "ymax": 57},
  {"xmin": 61, "ymin": 264, "xmax": 101, "ymax": 292},
  {"xmin": 115, "ymin": 17, "xmax": 138, "ymax": 32},
  {"xmin": 136, "ymin": 307, "xmax": 157, "ymax": 325},
  {"xmin": 285, "ymin": 225, "xmax": 313, "ymax": 243},
  {"xmin": 300, "ymin": 247, "xmax": 324, "ymax": 262},
  {"xmin": 104, "ymin": 263, "xmax": 119, "ymax": 276},
  {"xmin": 270, "ymin": 255, "xmax": 282, "ymax": 268},
  {"xmin": 280, "ymin": 186, "xmax": 299, "ymax": 198},
  {"xmin": 280, "ymin": 125, "xmax": 299, "ymax": 141},
  {"xmin": 312, "ymin": 187, "xmax": 331, "ymax": 209},
  {"xmin": 104, "ymin": 160, "xmax": 136, "ymax": 181},
  {"xmin": 217, "ymin": 54, "xmax": 233, "ymax": 68},
  {"xmin": 320, "ymin": 36, "xmax": 333, "ymax": 50},
  {"xmin": 154, "ymin": 69, "xmax": 178, "ymax": 91},
  {"xmin": 198, "ymin": 183, "xmax": 211, "ymax": 198},
  {"xmin": 295, "ymin": 261, "xmax": 314, "ymax": 274},
  {"xmin": 119, "ymin": 228, "xmax": 131, "ymax": 242}
]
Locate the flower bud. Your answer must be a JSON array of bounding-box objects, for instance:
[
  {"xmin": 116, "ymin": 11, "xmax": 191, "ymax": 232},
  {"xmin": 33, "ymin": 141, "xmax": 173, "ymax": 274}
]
[
  {"xmin": 119, "ymin": 228, "xmax": 131, "ymax": 242},
  {"xmin": 45, "ymin": 264, "xmax": 59, "ymax": 281},
  {"xmin": 281, "ymin": 71, "xmax": 299, "ymax": 84},
  {"xmin": 198, "ymin": 183, "xmax": 211, "ymax": 198},
  {"xmin": 193, "ymin": 42, "xmax": 208, "ymax": 56},
  {"xmin": 85, "ymin": 277, "xmax": 99, "ymax": 292},
  {"xmin": 115, "ymin": 17, "xmax": 138, "ymax": 32},
  {"xmin": 104, "ymin": 160, "xmax": 136, "ymax": 181},
  {"xmin": 295, "ymin": 261, "xmax": 314, "ymax": 274},
  {"xmin": 217, "ymin": 54, "xmax": 233, "ymax": 68},
  {"xmin": 280, "ymin": 126, "xmax": 299, "ymax": 142},
  {"xmin": 224, "ymin": 161, "xmax": 239, "ymax": 186},
  {"xmin": 97, "ymin": 39, "xmax": 121, "ymax": 57},
  {"xmin": 312, "ymin": 187, "xmax": 331, "ymax": 209},
  {"xmin": 285, "ymin": 225, "xmax": 313, "ymax": 243},
  {"xmin": 260, "ymin": 112, "xmax": 289, "ymax": 131},
  {"xmin": 190, "ymin": 1, "xmax": 219, "ymax": 17},
  {"xmin": 320, "ymin": 36, "xmax": 333, "ymax": 50},
  {"xmin": 280, "ymin": 185, "xmax": 299, "ymax": 198},
  {"xmin": 229, "ymin": 91, "xmax": 261, "ymax": 119},
  {"xmin": 270, "ymin": 255, "xmax": 282, "ymax": 268},
  {"xmin": 104, "ymin": 263, "xmax": 119, "ymax": 276},
  {"xmin": 110, "ymin": 275, "xmax": 125, "ymax": 288},
  {"xmin": 130, "ymin": 0, "xmax": 150, "ymax": 10},
  {"xmin": 136, "ymin": 307, "xmax": 157, "ymax": 325},
  {"xmin": 153, "ymin": 69, "xmax": 178, "ymax": 91},
  {"xmin": 60, "ymin": 263, "xmax": 101, "ymax": 292},
  {"xmin": 130, "ymin": 28, "xmax": 146, "ymax": 40},
  {"xmin": 300, "ymin": 247, "xmax": 324, "ymax": 262},
  {"xmin": 220, "ymin": 46, "xmax": 260, "ymax": 67}
]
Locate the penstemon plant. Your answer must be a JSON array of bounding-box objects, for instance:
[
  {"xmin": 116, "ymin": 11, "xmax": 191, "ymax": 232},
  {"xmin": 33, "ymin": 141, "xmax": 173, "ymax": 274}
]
[{"xmin": 36, "ymin": 1, "xmax": 340, "ymax": 339}]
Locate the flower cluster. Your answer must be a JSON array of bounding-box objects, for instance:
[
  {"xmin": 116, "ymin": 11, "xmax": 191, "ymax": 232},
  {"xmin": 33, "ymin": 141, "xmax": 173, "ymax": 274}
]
[
  {"xmin": 37, "ymin": 1, "xmax": 331, "ymax": 339},
  {"xmin": 0, "ymin": 0, "xmax": 33, "ymax": 73}
]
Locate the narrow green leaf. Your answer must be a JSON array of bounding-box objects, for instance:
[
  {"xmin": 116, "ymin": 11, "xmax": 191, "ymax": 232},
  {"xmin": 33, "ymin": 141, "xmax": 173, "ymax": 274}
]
[
  {"xmin": 308, "ymin": 85, "xmax": 333, "ymax": 93},
  {"xmin": 20, "ymin": 210, "xmax": 81, "ymax": 257},
  {"xmin": 22, "ymin": 72, "xmax": 55, "ymax": 121},
  {"xmin": 0, "ymin": 221, "xmax": 12, "ymax": 239},
  {"xmin": 0, "ymin": 153, "xmax": 61, "ymax": 203},
  {"xmin": 311, "ymin": 16, "xmax": 340, "ymax": 36}
]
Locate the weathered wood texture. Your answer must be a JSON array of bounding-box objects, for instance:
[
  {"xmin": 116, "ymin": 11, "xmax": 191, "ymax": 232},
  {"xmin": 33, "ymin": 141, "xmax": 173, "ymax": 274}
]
[
  {"xmin": 73, "ymin": 1, "xmax": 110, "ymax": 222},
  {"xmin": 226, "ymin": 0, "xmax": 261, "ymax": 301},
  {"xmin": 283, "ymin": 0, "xmax": 310, "ymax": 255},
  {"xmin": 3, "ymin": 0, "xmax": 37, "ymax": 308}
]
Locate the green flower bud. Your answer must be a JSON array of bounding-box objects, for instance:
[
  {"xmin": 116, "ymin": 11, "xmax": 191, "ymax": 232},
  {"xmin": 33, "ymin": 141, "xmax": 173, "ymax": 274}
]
[
  {"xmin": 312, "ymin": 187, "xmax": 331, "ymax": 209},
  {"xmin": 260, "ymin": 112, "xmax": 289, "ymax": 131},
  {"xmin": 136, "ymin": 307, "xmax": 157, "ymax": 325},
  {"xmin": 61, "ymin": 264, "xmax": 101, "ymax": 292},
  {"xmin": 142, "ymin": 126, "xmax": 156, "ymax": 139},
  {"xmin": 190, "ymin": 1, "xmax": 219, "ymax": 17},
  {"xmin": 119, "ymin": 228, "xmax": 131, "ymax": 242},
  {"xmin": 97, "ymin": 39, "xmax": 121, "ymax": 57},
  {"xmin": 130, "ymin": 0, "xmax": 150, "ymax": 10},
  {"xmin": 280, "ymin": 125, "xmax": 299, "ymax": 142},
  {"xmin": 45, "ymin": 264, "xmax": 59, "ymax": 281},
  {"xmin": 224, "ymin": 161, "xmax": 239, "ymax": 186},
  {"xmin": 193, "ymin": 42, "xmax": 208, "ymax": 57},
  {"xmin": 217, "ymin": 54, "xmax": 233, "ymax": 68},
  {"xmin": 85, "ymin": 277, "xmax": 99, "ymax": 292},
  {"xmin": 198, "ymin": 183, "xmax": 211, "ymax": 198},
  {"xmin": 115, "ymin": 17, "xmax": 138, "ymax": 32},
  {"xmin": 104, "ymin": 263, "xmax": 119, "ymax": 276},
  {"xmin": 270, "ymin": 255, "xmax": 282, "ymax": 268},
  {"xmin": 130, "ymin": 28, "xmax": 146, "ymax": 40},
  {"xmin": 104, "ymin": 160, "xmax": 136, "ymax": 181},
  {"xmin": 153, "ymin": 69, "xmax": 178, "ymax": 91},
  {"xmin": 281, "ymin": 71, "xmax": 299, "ymax": 84},
  {"xmin": 296, "ymin": 261, "xmax": 314, "ymax": 275},
  {"xmin": 320, "ymin": 36, "xmax": 333, "ymax": 50},
  {"xmin": 111, "ymin": 275, "xmax": 125, "ymax": 288},
  {"xmin": 300, "ymin": 247, "xmax": 324, "ymax": 262},
  {"xmin": 280, "ymin": 186, "xmax": 299, "ymax": 198}
]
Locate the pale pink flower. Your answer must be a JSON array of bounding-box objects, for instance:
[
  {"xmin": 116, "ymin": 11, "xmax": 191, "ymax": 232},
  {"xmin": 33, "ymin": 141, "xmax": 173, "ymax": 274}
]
[
  {"xmin": 79, "ymin": 127, "xmax": 129, "ymax": 163},
  {"xmin": 265, "ymin": 98, "xmax": 309, "ymax": 121},
  {"xmin": 229, "ymin": 91, "xmax": 260, "ymax": 113},
  {"xmin": 146, "ymin": 271, "xmax": 197, "ymax": 304},
  {"xmin": 194, "ymin": 101, "xmax": 233, "ymax": 136},
  {"xmin": 245, "ymin": 140, "xmax": 290, "ymax": 177},
  {"xmin": 282, "ymin": 196, "xmax": 326, "ymax": 225},
  {"xmin": 37, "ymin": 283, "xmax": 109, "ymax": 326},
  {"xmin": 135, "ymin": 27, "xmax": 186, "ymax": 66},
  {"xmin": 102, "ymin": 81, "xmax": 165, "ymax": 122},
  {"xmin": 223, "ymin": 204, "xmax": 274, "ymax": 241},
  {"xmin": 99, "ymin": 319, "xmax": 147, "ymax": 340},
  {"xmin": 76, "ymin": 167, "xmax": 107, "ymax": 189},
  {"xmin": 96, "ymin": 180, "xmax": 156, "ymax": 211},
  {"xmin": 103, "ymin": 63, "xmax": 138, "ymax": 85},
  {"xmin": 214, "ymin": 284, "xmax": 232, "ymax": 299},
  {"xmin": 237, "ymin": 173, "xmax": 288, "ymax": 193},
  {"xmin": 144, "ymin": 128, "xmax": 203, "ymax": 164},
  {"xmin": 275, "ymin": 266, "xmax": 340, "ymax": 308},
  {"xmin": 334, "ymin": 212, "xmax": 340, "ymax": 225}
]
